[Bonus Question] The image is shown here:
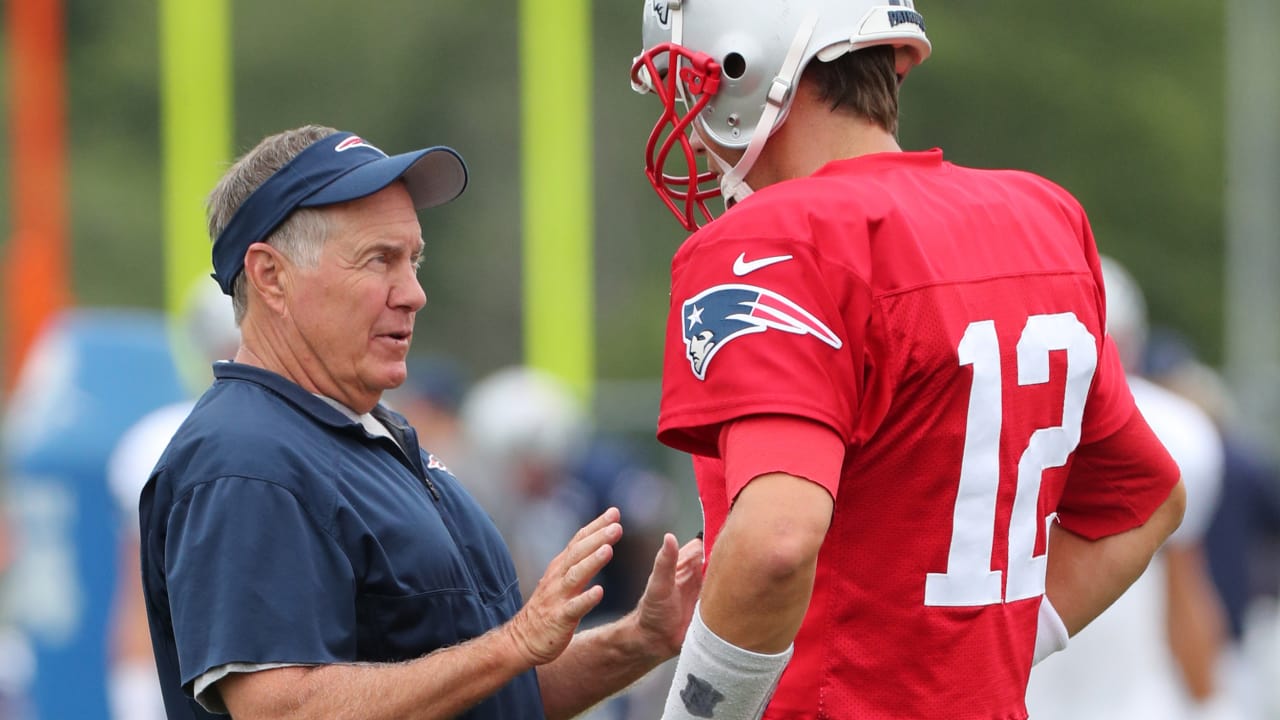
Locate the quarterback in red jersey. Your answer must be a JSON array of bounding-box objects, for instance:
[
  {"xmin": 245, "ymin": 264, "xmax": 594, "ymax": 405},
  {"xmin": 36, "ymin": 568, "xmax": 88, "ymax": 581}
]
[{"xmin": 630, "ymin": 2, "xmax": 1187, "ymax": 719}]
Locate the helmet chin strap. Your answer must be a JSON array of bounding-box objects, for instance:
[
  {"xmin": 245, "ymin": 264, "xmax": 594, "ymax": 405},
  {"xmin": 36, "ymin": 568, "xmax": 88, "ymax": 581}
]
[
  {"xmin": 669, "ymin": 0, "xmax": 683, "ymax": 46},
  {"xmin": 714, "ymin": 13, "xmax": 818, "ymax": 206}
]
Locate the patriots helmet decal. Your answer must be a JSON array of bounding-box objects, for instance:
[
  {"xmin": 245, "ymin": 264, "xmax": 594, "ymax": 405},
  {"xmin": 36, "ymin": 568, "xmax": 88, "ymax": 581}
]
[{"xmin": 681, "ymin": 283, "xmax": 842, "ymax": 380}]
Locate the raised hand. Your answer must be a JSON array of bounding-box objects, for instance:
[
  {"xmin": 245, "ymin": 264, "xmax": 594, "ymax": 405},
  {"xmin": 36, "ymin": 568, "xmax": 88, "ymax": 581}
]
[
  {"xmin": 503, "ymin": 507, "xmax": 623, "ymax": 666},
  {"xmin": 634, "ymin": 532, "xmax": 705, "ymax": 657}
]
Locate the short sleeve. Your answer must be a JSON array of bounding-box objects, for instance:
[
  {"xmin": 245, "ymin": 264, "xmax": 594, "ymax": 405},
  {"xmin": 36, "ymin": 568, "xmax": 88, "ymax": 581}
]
[
  {"xmin": 657, "ymin": 234, "xmax": 864, "ymax": 456},
  {"xmin": 1078, "ymin": 336, "xmax": 1136, "ymax": 445},
  {"xmin": 720, "ymin": 414, "xmax": 845, "ymax": 502},
  {"xmin": 1057, "ymin": 409, "xmax": 1180, "ymax": 540},
  {"xmin": 165, "ymin": 477, "xmax": 355, "ymax": 694}
]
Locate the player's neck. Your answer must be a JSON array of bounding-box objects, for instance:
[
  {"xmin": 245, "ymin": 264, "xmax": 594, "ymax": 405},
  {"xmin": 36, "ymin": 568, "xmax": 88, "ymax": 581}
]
[{"xmin": 750, "ymin": 98, "xmax": 901, "ymax": 188}]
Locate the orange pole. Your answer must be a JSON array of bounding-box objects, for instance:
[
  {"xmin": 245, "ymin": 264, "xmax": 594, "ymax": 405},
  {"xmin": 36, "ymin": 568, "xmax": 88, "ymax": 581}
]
[{"xmin": 3, "ymin": 0, "xmax": 71, "ymax": 392}]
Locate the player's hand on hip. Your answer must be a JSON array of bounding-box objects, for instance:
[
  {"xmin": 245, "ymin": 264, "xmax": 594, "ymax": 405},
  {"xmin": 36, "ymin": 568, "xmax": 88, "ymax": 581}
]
[
  {"xmin": 504, "ymin": 507, "xmax": 623, "ymax": 665},
  {"xmin": 635, "ymin": 532, "xmax": 705, "ymax": 657}
]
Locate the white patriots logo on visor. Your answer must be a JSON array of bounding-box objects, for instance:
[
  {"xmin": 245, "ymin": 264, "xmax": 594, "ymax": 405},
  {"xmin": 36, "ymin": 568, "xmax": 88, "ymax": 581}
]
[
  {"xmin": 334, "ymin": 136, "xmax": 388, "ymax": 157},
  {"xmin": 681, "ymin": 283, "xmax": 842, "ymax": 380}
]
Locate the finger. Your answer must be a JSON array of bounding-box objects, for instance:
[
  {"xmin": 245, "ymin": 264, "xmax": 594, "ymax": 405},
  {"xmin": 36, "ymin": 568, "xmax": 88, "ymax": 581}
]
[
  {"xmin": 676, "ymin": 536, "xmax": 705, "ymax": 571},
  {"xmin": 570, "ymin": 506, "xmax": 622, "ymax": 544},
  {"xmin": 560, "ymin": 521, "xmax": 622, "ymax": 573},
  {"xmin": 645, "ymin": 533, "xmax": 680, "ymax": 593},
  {"xmin": 677, "ymin": 549, "xmax": 706, "ymax": 595},
  {"xmin": 655, "ymin": 530, "xmax": 686, "ymax": 573},
  {"xmin": 677, "ymin": 535, "xmax": 703, "ymax": 559},
  {"xmin": 669, "ymin": 538, "xmax": 704, "ymax": 586},
  {"xmin": 563, "ymin": 543, "xmax": 614, "ymax": 594},
  {"xmin": 561, "ymin": 584, "xmax": 606, "ymax": 622},
  {"xmin": 654, "ymin": 533, "xmax": 678, "ymax": 570}
]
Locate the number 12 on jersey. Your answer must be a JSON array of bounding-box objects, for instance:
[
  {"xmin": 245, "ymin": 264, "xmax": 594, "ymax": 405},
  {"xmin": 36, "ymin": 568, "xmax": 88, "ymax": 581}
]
[{"xmin": 924, "ymin": 313, "xmax": 1097, "ymax": 608}]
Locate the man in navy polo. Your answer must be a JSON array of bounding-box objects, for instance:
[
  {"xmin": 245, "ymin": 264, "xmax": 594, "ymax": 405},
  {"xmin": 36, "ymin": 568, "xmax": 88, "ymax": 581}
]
[{"xmin": 139, "ymin": 125, "xmax": 704, "ymax": 719}]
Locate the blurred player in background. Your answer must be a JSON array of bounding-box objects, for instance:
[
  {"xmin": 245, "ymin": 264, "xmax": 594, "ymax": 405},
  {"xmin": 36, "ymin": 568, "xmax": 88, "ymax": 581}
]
[
  {"xmin": 383, "ymin": 354, "xmax": 469, "ymax": 468},
  {"xmin": 459, "ymin": 366, "xmax": 675, "ymax": 613},
  {"xmin": 629, "ymin": 2, "xmax": 1186, "ymax": 718},
  {"xmin": 1144, "ymin": 327, "xmax": 1280, "ymax": 718},
  {"xmin": 1025, "ymin": 255, "xmax": 1239, "ymax": 719},
  {"xmin": 458, "ymin": 366, "xmax": 679, "ymax": 720},
  {"xmin": 1, "ymin": 308, "xmax": 188, "ymax": 719},
  {"xmin": 105, "ymin": 281, "xmax": 240, "ymax": 720}
]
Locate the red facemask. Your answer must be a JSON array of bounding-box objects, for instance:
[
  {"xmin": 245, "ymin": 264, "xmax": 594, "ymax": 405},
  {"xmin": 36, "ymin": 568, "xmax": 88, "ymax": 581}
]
[{"xmin": 630, "ymin": 43, "xmax": 724, "ymax": 231}]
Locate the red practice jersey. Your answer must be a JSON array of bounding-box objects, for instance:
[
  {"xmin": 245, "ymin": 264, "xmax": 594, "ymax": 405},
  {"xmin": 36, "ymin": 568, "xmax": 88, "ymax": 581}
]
[{"xmin": 657, "ymin": 149, "xmax": 1179, "ymax": 719}]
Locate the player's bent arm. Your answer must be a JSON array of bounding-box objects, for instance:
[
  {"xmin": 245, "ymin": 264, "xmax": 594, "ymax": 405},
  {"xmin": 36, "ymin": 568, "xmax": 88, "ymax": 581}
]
[
  {"xmin": 701, "ymin": 472, "xmax": 834, "ymax": 653},
  {"xmin": 1044, "ymin": 478, "xmax": 1186, "ymax": 636},
  {"xmin": 220, "ymin": 507, "xmax": 626, "ymax": 720},
  {"xmin": 659, "ymin": 416, "xmax": 840, "ymax": 719},
  {"xmin": 657, "ymin": 473, "xmax": 831, "ymax": 720}
]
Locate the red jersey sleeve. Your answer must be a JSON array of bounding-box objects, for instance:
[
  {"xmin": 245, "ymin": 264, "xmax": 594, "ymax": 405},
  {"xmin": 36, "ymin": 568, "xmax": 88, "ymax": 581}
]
[
  {"xmin": 1058, "ymin": 407, "xmax": 1181, "ymax": 540},
  {"xmin": 719, "ymin": 414, "xmax": 846, "ymax": 502},
  {"xmin": 1078, "ymin": 335, "xmax": 1138, "ymax": 444},
  {"xmin": 656, "ymin": 228, "xmax": 867, "ymax": 457},
  {"xmin": 1056, "ymin": 254, "xmax": 1178, "ymax": 539}
]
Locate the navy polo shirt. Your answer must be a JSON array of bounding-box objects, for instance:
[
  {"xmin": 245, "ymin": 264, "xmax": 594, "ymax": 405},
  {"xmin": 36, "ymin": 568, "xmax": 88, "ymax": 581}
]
[{"xmin": 139, "ymin": 363, "xmax": 543, "ymax": 719}]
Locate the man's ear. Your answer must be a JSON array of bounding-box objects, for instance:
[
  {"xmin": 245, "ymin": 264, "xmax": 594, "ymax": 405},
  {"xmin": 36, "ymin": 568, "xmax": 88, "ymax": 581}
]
[{"xmin": 242, "ymin": 242, "xmax": 290, "ymax": 315}]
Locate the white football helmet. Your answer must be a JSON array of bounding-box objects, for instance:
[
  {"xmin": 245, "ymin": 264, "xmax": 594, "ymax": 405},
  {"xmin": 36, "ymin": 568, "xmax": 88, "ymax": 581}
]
[
  {"xmin": 631, "ymin": 0, "xmax": 931, "ymax": 230},
  {"xmin": 459, "ymin": 366, "xmax": 587, "ymax": 469},
  {"xmin": 1099, "ymin": 255, "xmax": 1149, "ymax": 372}
]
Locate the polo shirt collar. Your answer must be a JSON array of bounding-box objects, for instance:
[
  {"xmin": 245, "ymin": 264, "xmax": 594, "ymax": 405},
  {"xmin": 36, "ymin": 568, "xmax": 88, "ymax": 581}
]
[
  {"xmin": 211, "ymin": 362, "xmax": 428, "ymax": 478},
  {"xmin": 212, "ymin": 362, "xmax": 356, "ymax": 429}
]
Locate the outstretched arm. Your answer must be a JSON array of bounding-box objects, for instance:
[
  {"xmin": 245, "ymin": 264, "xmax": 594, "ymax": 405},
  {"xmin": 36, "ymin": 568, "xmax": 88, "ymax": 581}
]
[
  {"xmin": 537, "ymin": 532, "xmax": 705, "ymax": 720},
  {"xmin": 699, "ymin": 472, "xmax": 833, "ymax": 653},
  {"xmin": 217, "ymin": 509, "xmax": 623, "ymax": 720},
  {"xmin": 658, "ymin": 415, "xmax": 842, "ymax": 720}
]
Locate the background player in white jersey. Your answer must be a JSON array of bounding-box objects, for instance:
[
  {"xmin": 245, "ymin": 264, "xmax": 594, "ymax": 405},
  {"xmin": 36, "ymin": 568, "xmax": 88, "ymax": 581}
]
[
  {"xmin": 105, "ymin": 282, "xmax": 240, "ymax": 720},
  {"xmin": 1025, "ymin": 256, "xmax": 1241, "ymax": 720}
]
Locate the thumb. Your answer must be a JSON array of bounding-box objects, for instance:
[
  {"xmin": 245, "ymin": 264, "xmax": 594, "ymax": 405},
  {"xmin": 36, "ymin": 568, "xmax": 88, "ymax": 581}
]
[{"xmin": 647, "ymin": 533, "xmax": 680, "ymax": 594}]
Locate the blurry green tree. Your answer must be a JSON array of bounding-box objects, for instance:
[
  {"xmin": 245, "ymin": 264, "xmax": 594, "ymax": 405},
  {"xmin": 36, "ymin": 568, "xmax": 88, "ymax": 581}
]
[{"xmin": 0, "ymin": 0, "xmax": 1225, "ymax": 386}]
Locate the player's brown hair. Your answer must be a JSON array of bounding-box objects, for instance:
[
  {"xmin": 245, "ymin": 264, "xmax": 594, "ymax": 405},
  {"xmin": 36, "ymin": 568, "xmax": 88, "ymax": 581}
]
[
  {"xmin": 206, "ymin": 124, "xmax": 336, "ymax": 323},
  {"xmin": 804, "ymin": 45, "xmax": 900, "ymax": 135}
]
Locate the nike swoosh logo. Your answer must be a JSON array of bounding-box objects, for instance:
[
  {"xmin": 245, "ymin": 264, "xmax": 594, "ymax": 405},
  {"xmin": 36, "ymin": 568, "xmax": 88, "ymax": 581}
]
[{"xmin": 732, "ymin": 252, "xmax": 793, "ymax": 276}]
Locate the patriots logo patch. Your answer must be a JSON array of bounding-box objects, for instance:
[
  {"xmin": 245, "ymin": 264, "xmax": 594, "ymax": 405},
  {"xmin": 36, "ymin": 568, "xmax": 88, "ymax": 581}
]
[
  {"xmin": 427, "ymin": 453, "xmax": 449, "ymax": 472},
  {"xmin": 681, "ymin": 283, "xmax": 842, "ymax": 380}
]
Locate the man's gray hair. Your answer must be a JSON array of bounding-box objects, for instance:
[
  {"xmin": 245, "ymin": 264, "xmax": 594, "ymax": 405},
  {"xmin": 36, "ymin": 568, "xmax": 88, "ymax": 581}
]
[{"xmin": 206, "ymin": 124, "xmax": 337, "ymax": 323}]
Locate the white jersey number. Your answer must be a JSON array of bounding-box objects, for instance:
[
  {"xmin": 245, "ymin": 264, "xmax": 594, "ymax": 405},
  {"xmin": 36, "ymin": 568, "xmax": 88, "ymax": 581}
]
[{"xmin": 924, "ymin": 313, "xmax": 1097, "ymax": 607}]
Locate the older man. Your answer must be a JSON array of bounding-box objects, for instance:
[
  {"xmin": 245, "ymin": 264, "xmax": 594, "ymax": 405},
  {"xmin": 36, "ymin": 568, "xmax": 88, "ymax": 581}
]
[{"xmin": 139, "ymin": 125, "xmax": 702, "ymax": 720}]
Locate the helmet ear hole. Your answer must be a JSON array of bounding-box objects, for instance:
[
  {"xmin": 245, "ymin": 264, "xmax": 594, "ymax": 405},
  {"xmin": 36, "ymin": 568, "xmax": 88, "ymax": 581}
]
[{"xmin": 722, "ymin": 52, "xmax": 747, "ymax": 79}]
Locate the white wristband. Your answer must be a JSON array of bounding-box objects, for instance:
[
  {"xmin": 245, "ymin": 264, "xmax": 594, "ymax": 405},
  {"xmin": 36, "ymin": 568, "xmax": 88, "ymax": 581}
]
[
  {"xmin": 661, "ymin": 603, "xmax": 793, "ymax": 720},
  {"xmin": 1033, "ymin": 595, "xmax": 1069, "ymax": 665}
]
